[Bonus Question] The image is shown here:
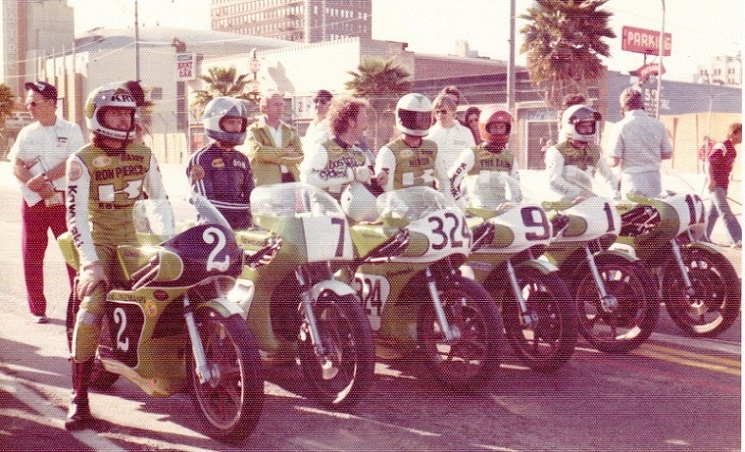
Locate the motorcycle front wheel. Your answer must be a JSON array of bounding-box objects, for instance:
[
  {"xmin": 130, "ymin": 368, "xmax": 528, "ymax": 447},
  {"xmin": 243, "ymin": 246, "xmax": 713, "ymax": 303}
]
[
  {"xmin": 663, "ymin": 247, "xmax": 741, "ymax": 337},
  {"xmin": 572, "ymin": 257, "xmax": 660, "ymax": 354},
  {"xmin": 298, "ymin": 293, "xmax": 375, "ymax": 410},
  {"xmin": 417, "ymin": 275, "xmax": 502, "ymax": 389},
  {"xmin": 499, "ymin": 268, "xmax": 578, "ymax": 373},
  {"xmin": 190, "ymin": 310, "xmax": 264, "ymax": 444}
]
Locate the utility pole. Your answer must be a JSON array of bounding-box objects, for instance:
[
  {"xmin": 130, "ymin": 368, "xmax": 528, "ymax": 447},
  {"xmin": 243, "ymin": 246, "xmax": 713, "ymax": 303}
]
[
  {"xmin": 506, "ymin": 0, "xmax": 516, "ymax": 115},
  {"xmin": 655, "ymin": 0, "xmax": 665, "ymax": 118},
  {"xmin": 135, "ymin": 0, "xmax": 140, "ymax": 81}
]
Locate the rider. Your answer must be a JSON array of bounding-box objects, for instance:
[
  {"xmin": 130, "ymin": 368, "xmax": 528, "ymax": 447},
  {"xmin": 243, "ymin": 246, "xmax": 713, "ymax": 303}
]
[
  {"xmin": 545, "ymin": 104, "xmax": 619, "ymax": 203},
  {"xmin": 375, "ymin": 93, "xmax": 446, "ymax": 192},
  {"xmin": 65, "ymin": 82, "xmax": 174, "ymax": 430},
  {"xmin": 187, "ymin": 96, "xmax": 254, "ymax": 229},
  {"xmin": 447, "ymin": 104, "xmax": 520, "ymax": 210},
  {"xmin": 301, "ymin": 96, "xmax": 376, "ymax": 198}
]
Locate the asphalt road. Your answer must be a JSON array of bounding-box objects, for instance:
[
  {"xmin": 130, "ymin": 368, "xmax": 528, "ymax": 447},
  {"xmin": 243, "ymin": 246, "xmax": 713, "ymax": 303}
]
[{"xmin": 0, "ymin": 163, "xmax": 740, "ymax": 451}]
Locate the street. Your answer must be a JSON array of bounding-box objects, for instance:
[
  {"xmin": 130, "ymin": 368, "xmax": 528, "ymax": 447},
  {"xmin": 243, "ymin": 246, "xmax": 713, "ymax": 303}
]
[{"xmin": 0, "ymin": 162, "xmax": 740, "ymax": 451}]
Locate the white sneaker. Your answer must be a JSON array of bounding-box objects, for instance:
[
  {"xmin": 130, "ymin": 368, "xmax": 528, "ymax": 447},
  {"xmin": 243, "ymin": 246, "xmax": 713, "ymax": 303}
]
[{"xmin": 33, "ymin": 315, "xmax": 49, "ymax": 324}]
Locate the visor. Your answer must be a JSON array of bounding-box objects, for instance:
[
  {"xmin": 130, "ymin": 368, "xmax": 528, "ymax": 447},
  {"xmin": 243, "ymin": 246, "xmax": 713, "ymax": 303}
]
[{"xmin": 399, "ymin": 109, "xmax": 432, "ymax": 132}]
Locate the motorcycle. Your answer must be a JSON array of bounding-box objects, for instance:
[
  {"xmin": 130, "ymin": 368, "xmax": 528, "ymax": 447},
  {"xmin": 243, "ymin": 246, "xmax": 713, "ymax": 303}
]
[
  {"xmin": 459, "ymin": 173, "xmax": 578, "ymax": 373},
  {"xmin": 59, "ymin": 193, "xmax": 264, "ymax": 444},
  {"xmin": 540, "ymin": 194, "xmax": 661, "ymax": 354},
  {"xmin": 612, "ymin": 172, "xmax": 741, "ymax": 337},
  {"xmin": 228, "ymin": 182, "xmax": 375, "ymax": 409},
  {"xmin": 343, "ymin": 185, "xmax": 503, "ymax": 389}
]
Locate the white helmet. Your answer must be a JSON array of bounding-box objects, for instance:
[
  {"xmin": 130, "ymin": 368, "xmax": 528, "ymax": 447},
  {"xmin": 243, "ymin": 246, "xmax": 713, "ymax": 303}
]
[
  {"xmin": 560, "ymin": 105, "xmax": 601, "ymax": 142},
  {"xmin": 85, "ymin": 83, "xmax": 137, "ymax": 142},
  {"xmin": 395, "ymin": 93, "xmax": 432, "ymax": 137},
  {"xmin": 203, "ymin": 97, "xmax": 249, "ymax": 146},
  {"xmin": 341, "ymin": 182, "xmax": 379, "ymax": 223}
]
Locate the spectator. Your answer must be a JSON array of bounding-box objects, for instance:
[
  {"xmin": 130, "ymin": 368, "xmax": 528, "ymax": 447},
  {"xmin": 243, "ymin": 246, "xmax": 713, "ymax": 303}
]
[
  {"xmin": 462, "ymin": 106, "xmax": 482, "ymax": 144},
  {"xmin": 439, "ymin": 85, "xmax": 462, "ymax": 106},
  {"xmin": 8, "ymin": 81, "xmax": 84, "ymax": 323},
  {"xmin": 245, "ymin": 90, "xmax": 304, "ymax": 185},
  {"xmin": 607, "ymin": 88, "xmax": 672, "ymax": 198},
  {"xmin": 302, "ymin": 89, "xmax": 334, "ymax": 152},
  {"xmin": 427, "ymin": 93, "xmax": 475, "ymax": 199},
  {"xmin": 705, "ymin": 122, "xmax": 742, "ymax": 247},
  {"xmin": 187, "ymin": 97, "xmax": 254, "ymax": 229}
]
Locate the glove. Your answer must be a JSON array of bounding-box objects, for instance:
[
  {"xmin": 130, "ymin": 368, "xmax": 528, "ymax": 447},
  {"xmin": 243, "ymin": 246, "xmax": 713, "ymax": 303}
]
[
  {"xmin": 77, "ymin": 261, "xmax": 110, "ymax": 299},
  {"xmin": 354, "ymin": 166, "xmax": 372, "ymax": 183}
]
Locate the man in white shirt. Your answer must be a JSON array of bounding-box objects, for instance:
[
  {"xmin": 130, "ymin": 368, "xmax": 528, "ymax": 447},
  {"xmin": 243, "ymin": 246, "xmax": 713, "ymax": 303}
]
[
  {"xmin": 9, "ymin": 81, "xmax": 85, "ymax": 323},
  {"xmin": 302, "ymin": 89, "xmax": 333, "ymax": 152},
  {"xmin": 607, "ymin": 88, "xmax": 673, "ymax": 198},
  {"xmin": 427, "ymin": 93, "xmax": 475, "ymax": 199}
]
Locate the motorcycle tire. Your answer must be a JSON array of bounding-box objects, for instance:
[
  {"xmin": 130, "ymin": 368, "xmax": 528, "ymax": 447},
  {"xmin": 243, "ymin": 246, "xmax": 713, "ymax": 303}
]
[
  {"xmin": 572, "ymin": 257, "xmax": 660, "ymax": 354},
  {"xmin": 298, "ymin": 293, "xmax": 375, "ymax": 410},
  {"xmin": 498, "ymin": 268, "xmax": 578, "ymax": 373},
  {"xmin": 663, "ymin": 247, "xmax": 741, "ymax": 337},
  {"xmin": 190, "ymin": 310, "xmax": 264, "ymax": 444},
  {"xmin": 417, "ymin": 275, "xmax": 502, "ymax": 389}
]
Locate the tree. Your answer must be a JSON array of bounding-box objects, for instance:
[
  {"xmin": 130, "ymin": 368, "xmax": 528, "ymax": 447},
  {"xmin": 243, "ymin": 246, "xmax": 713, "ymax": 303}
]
[
  {"xmin": 0, "ymin": 84, "xmax": 16, "ymax": 155},
  {"xmin": 520, "ymin": 0, "xmax": 615, "ymax": 112},
  {"xmin": 190, "ymin": 66, "xmax": 259, "ymax": 119},
  {"xmin": 345, "ymin": 57, "xmax": 412, "ymax": 148}
]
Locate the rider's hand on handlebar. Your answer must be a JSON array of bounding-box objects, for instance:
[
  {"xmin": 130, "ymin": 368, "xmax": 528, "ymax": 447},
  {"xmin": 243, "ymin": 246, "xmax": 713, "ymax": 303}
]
[
  {"xmin": 374, "ymin": 170, "xmax": 389, "ymax": 187},
  {"xmin": 354, "ymin": 166, "xmax": 372, "ymax": 183},
  {"xmin": 77, "ymin": 261, "xmax": 110, "ymax": 299}
]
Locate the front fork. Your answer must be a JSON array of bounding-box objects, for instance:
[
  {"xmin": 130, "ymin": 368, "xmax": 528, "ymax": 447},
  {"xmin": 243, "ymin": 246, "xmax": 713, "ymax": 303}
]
[
  {"xmin": 506, "ymin": 260, "xmax": 537, "ymax": 327},
  {"xmin": 425, "ymin": 266, "xmax": 461, "ymax": 342},
  {"xmin": 669, "ymin": 239, "xmax": 695, "ymax": 295},
  {"xmin": 584, "ymin": 245, "xmax": 619, "ymax": 312},
  {"xmin": 183, "ymin": 291, "xmax": 216, "ymax": 386},
  {"xmin": 295, "ymin": 266, "xmax": 337, "ymax": 379}
]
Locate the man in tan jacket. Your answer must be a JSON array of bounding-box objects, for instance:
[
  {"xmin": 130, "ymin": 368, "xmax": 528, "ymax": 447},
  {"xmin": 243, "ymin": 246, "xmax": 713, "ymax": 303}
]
[{"xmin": 245, "ymin": 90, "xmax": 304, "ymax": 186}]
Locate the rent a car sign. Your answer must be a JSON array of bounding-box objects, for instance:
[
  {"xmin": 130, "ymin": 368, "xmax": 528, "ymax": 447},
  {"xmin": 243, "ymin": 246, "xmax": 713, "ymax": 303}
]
[{"xmin": 622, "ymin": 26, "xmax": 672, "ymax": 56}]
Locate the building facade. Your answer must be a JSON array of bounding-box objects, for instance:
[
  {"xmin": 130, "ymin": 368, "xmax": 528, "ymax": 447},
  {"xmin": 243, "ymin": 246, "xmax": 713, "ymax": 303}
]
[
  {"xmin": 696, "ymin": 53, "xmax": 742, "ymax": 86},
  {"xmin": 0, "ymin": 0, "xmax": 75, "ymax": 96},
  {"xmin": 210, "ymin": 0, "xmax": 372, "ymax": 43}
]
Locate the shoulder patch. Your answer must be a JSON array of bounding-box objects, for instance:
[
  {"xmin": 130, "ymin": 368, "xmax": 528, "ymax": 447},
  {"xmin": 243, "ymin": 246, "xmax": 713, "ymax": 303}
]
[
  {"xmin": 211, "ymin": 158, "xmax": 225, "ymax": 169},
  {"xmin": 68, "ymin": 161, "xmax": 83, "ymax": 181},
  {"xmin": 190, "ymin": 164, "xmax": 205, "ymax": 181}
]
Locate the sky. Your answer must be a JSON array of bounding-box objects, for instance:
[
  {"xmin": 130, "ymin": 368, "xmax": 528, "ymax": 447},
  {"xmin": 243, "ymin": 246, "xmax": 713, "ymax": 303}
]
[{"xmin": 67, "ymin": 0, "xmax": 743, "ymax": 83}]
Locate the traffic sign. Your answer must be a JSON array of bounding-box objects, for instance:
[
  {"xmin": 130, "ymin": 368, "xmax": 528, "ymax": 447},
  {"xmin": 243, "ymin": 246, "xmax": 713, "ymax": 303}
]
[{"xmin": 622, "ymin": 26, "xmax": 672, "ymax": 56}]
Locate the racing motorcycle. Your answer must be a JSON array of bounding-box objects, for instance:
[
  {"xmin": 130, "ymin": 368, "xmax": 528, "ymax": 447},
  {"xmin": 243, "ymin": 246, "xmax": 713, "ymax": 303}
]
[
  {"xmin": 612, "ymin": 172, "xmax": 741, "ymax": 337},
  {"xmin": 343, "ymin": 185, "xmax": 503, "ymax": 389},
  {"xmin": 59, "ymin": 193, "xmax": 264, "ymax": 444},
  {"xmin": 460, "ymin": 173, "xmax": 578, "ymax": 372},
  {"xmin": 228, "ymin": 182, "xmax": 375, "ymax": 409},
  {"xmin": 541, "ymin": 195, "xmax": 660, "ymax": 354}
]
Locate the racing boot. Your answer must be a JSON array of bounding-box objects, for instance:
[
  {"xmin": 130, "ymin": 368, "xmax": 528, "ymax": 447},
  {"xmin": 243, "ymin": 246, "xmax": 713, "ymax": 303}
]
[{"xmin": 65, "ymin": 359, "xmax": 96, "ymax": 431}]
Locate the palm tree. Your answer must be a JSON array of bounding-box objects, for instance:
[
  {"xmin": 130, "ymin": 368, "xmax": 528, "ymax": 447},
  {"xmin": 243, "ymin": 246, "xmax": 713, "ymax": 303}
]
[
  {"xmin": 0, "ymin": 84, "xmax": 15, "ymax": 157},
  {"xmin": 345, "ymin": 57, "xmax": 412, "ymax": 147},
  {"xmin": 190, "ymin": 66, "xmax": 258, "ymax": 119},
  {"xmin": 520, "ymin": 0, "xmax": 615, "ymax": 112}
]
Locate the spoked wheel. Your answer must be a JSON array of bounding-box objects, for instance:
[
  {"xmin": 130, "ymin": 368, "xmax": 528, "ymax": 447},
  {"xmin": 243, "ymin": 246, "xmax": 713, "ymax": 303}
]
[
  {"xmin": 417, "ymin": 276, "xmax": 502, "ymax": 389},
  {"xmin": 190, "ymin": 310, "xmax": 264, "ymax": 444},
  {"xmin": 573, "ymin": 256, "xmax": 660, "ymax": 354},
  {"xmin": 499, "ymin": 268, "xmax": 577, "ymax": 372},
  {"xmin": 663, "ymin": 247, "xmax": 741, "ymax": 337},
  {"xmin": 299, "ymin": 293, "xmax": 375, "ymax": 410}
]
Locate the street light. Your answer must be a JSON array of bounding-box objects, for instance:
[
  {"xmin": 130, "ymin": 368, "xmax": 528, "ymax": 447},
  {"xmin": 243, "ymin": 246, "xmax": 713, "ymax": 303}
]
[{"xmin": 655, "ymin": 0, "xmax": 665, "ymax": 118}]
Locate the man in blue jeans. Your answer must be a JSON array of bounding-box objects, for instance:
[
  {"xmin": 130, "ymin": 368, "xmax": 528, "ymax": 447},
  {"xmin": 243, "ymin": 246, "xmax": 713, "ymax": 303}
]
[{"xmin": 706, "ymin": 122, "xmax": 742, "ymax": 248}]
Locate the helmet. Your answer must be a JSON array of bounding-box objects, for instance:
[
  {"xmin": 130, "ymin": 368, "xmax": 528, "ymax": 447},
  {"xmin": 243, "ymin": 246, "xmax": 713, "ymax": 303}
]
[
  {"xmin": 85, "ymin": 83, "xmax": 137, "ymax": 142},
  {"xmin": 203, "ymin": 97, "xmax": 249, "ymax": 146},
  {"xmin": 341, "ymin": 182, "xmax": 379, "ymax": 223},
  {"xmin": 395, "ymin": 93, "xmax": 432, "ymax": 137},
  {"xmin": 560, "ymin": 105, "xmax": 602, "ymax": 142},
  {"xmin": 478, "ymin": 105, "xmax": 512, "ymax": 144}
]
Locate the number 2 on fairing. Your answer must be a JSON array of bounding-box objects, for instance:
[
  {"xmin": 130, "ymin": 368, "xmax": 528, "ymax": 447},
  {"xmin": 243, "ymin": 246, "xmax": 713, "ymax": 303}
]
[
  {"xmin": 114, "ymin": 307, "xmax": 130, "ymax": 352},
  {"xmin": 204, "ymin": 226, "xmax": 230, "ymax": 272}
]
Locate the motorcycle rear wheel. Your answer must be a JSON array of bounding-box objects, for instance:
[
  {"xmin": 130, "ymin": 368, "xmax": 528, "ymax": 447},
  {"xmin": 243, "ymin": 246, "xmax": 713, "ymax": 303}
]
[
  {"xmin": 299, "ymin": 293, "xmax": 375, "ymax": 410},
  {"xmin": 190, "ymin": 310, "xmax": 264, "ymax": 444},
  {"xmin": 499, "ymin": 268, "xmax": 578, "ymax": 373},
  {"xmin": 417, "ymin": 275, "xmax": 502, "ymax": 389},
  {"xmin": 663, "ymin": 247, "xmax": 741, "ymax": 337},
  {"xmin": 572, "ymin": 257, "xmax": 660, "ymax": 354}
]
